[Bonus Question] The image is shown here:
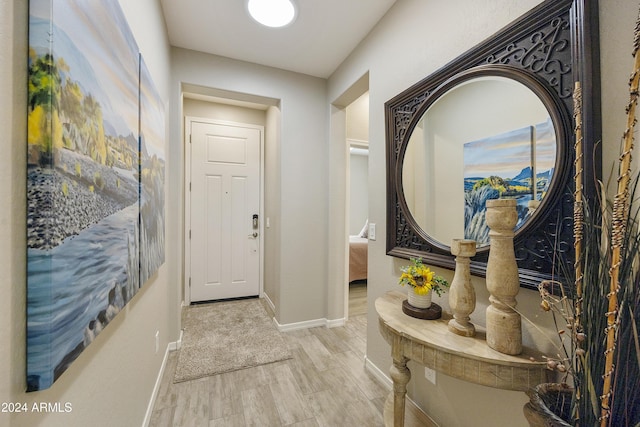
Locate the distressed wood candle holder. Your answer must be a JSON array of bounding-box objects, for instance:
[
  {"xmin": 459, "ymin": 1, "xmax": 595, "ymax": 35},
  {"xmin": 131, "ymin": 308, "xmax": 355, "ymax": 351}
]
[
  {"xmin": 485, "ymin": 199, "xmax": 522, "ymax": 355},
  {"xmin": 448, "ymin": 239, "xmax": 477, "ymax": 337}
]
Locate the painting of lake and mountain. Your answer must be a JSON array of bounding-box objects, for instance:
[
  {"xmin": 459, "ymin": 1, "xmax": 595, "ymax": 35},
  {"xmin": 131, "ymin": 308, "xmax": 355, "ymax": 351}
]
[
  {"xmin": 27, "ymin": 0, "xmax": 142, "ymax": 391},
  {"xmin": 463, "ymin": 119, "xmax": 556, "ymax": 246},
  {"xmin": 139, "ymin": 57, "xmax": 166, "ymax": 285}
]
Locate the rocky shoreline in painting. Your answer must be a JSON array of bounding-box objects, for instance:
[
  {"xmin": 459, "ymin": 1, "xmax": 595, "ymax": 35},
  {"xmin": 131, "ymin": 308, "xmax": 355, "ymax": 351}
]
[
  {"xmin": 52, "ymin": 280, "xmax": 129, "ymax": 385},
  {"xmin": 27, "ymin": 149, "xmax": 138, "ymax": 250}
]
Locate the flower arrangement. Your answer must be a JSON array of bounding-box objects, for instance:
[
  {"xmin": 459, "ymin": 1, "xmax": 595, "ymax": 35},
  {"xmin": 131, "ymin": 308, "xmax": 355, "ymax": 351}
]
[{"xmin": 398, "ymin": 258, "xmax": 449, "ymax": 296}]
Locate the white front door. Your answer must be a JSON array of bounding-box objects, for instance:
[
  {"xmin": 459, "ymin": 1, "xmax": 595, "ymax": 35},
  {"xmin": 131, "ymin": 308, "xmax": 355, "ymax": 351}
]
[{"xmin": 189, "ymin": 120, "xmax": 261, "ymax": 302}]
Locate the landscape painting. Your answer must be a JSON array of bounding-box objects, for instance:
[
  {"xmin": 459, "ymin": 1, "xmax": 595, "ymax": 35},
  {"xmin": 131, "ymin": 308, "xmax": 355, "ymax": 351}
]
[
  {"xmin": 139, "ymin": 56, "xmax": 166, "ymax": 285},
  {"xmin": 463, "ymin": 119, "xmax": 555, "ymax": 246},
  {"xmin": 27, "ymin": 0, "xmax": 142, "ymax": 391}
]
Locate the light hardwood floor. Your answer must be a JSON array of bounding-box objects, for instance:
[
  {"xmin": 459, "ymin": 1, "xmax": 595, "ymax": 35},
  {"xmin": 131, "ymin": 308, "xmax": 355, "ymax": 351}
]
[
  {"xmin": 148, "ymin": 285, "xmax": 383, "ymax": 427},
  {"xmin": 348, "ymin": 281, "xmax": 367, "ymax": 317}
]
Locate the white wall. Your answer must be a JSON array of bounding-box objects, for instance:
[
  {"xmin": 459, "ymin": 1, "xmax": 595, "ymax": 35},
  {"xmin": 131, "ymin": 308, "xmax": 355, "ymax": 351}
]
[
  {"xmin": 171, "ymin": 48, "xmax": 329, "ymax": 325},
  {"xmin": 0, "ymin": 0, "xmax": 173, "ymax": 426},
  {"xmin": 184, "ymin": 98, "xmax": 267, "ymax": 126},
  {"xmin": 347, "ymin": 92, "xmax": 369, "ymax": 235},
  {"xmin": 264, "ymin": 105, "xmax": 283, "ymax": 317},
  {"xmin": 349, "ymin": 153, "xmax": 369, "ymax": 235},
  {"xmin": 346, "ymin": 92, "xmax": 370, "ymax": 142},
  {"xmin": 328, "ymin": 0, "xmax": 636, "ymax": 425},
  {"xmin": 0, "ymin": 1, "xmax": 28, "ymax": 424}
]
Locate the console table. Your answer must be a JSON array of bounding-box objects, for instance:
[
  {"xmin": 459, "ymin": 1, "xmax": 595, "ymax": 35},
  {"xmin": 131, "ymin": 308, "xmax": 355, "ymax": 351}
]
[{"xmin": 376, "ymin": 291, "xmax": 550, "ymax": 427}]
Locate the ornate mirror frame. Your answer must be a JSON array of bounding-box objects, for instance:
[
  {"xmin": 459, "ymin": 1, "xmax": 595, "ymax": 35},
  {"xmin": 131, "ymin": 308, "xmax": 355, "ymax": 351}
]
[{"xmin": 385, "ymin": 0, "xmax": 601, "ymax": 290}]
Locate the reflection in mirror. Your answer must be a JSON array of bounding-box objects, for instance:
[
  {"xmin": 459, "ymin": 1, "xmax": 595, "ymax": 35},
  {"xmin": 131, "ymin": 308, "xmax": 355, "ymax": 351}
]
[{"xmin": 402, "ymin": 76, "xmax": 556, "ymax": 248}]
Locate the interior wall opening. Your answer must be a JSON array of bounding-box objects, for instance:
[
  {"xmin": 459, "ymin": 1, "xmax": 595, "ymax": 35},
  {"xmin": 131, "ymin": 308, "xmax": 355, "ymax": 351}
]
[
  {"xmin": 346, "ymin": 92, "xmax": 369, "ymax": 318},
  {"xmin": 180, "ymin": 84, "xmax": 281, "ymax": 311}
]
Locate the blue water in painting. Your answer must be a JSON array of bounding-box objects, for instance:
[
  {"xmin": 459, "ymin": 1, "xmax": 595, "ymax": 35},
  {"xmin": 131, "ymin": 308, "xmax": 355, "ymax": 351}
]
[{"xmin": 27, "ymin": 204, "xmax": 139, "ymax": 390}]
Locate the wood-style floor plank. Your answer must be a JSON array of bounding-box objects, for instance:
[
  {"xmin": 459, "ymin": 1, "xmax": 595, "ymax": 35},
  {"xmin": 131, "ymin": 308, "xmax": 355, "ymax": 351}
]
[
  {"xmin": 268, "ymin": 373, "xmax": 313, "ymax": 425},
  {"xmin": 149, "ymin": 286, "xmax": 380, "ymax": 427},
  {"xmin": 348, "ymin": 281, "xmax": 367, "ymax": 317},
  {"xmin": 241, "ymin": 385, "xmax": 282, "ymax": 427},
  {"xmin": 304, "ymin": 389, "xmax": 352, "ymax": 427}
]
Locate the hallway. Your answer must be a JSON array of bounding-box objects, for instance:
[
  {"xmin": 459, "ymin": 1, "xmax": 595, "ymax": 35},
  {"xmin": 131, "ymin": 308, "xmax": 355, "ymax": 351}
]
[{"xmin": 149, "ymin": 290, "xmax": 383, "ymax": 426}]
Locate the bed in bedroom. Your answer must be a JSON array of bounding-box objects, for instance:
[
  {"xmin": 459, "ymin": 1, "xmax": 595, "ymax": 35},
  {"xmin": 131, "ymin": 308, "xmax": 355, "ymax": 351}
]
[{"xmin": 349, "ymin": 235, "xmax": 368, "ymax": 282}]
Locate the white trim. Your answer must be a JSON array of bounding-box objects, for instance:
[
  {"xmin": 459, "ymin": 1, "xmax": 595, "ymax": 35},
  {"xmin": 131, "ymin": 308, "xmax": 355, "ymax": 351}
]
[
  {"xmin": 326, "ymin": 318, "xmax": 346, "ymax": 328},
  {"xmin": 349, "ymin": 147, "xmax": 369, "ymax": 156},
  {"xmin": 273, "ymin": 317, "xmax": 346, "ymax": 332},
  {"xmin": 347, "ymin": 138, "xmax": 369, "ymax": 148},
  {"xmin": 365, "ymin": 355, "xmax": 392, "ymax": 390},
  {"xmin": 142, "ymin": 341, "xmax": 175, "ymax": 427},
  {"xmin": 274, "ymin": 318, "xmax": 325, "ymax": 332},
  {"xmin": 183, "ymin": 116, "xmax": 265, "ymax": 304},
  {"xmin": 170, "ymin": 329, "xmax": 184, "ymax": 351},
  {"xmin": 344, "ymin": 131, "xmax": 351, "ymax": 322},
  {"xmin": 183, "ymin": 116, "xmax": 192, "ymax": 305},
  {"xmin": 365, "ymin": 357, "xmax": 437, "ymax": 425},
  {"xmin": 263, "ymin": 292, "xmax": 276, "ymax": 313},
  {"xmin": 264, "ymin": 291, "xmax": 344, "ymax": 330}
]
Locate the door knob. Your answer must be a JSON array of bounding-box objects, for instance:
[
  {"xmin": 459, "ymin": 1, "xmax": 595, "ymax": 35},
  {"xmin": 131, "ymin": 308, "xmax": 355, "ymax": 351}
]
[{"xmin": 248, "ymin": 232, "xmax": 258, "ymax": 238}]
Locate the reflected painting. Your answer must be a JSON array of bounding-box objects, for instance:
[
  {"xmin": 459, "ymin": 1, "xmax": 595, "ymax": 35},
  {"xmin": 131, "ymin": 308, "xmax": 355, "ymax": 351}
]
[
  {"xmin": 463, "ymin": 119, "xmax": 555, "ymax": 245},
  {"xmin": 27, "ymin": 0, "xmax": 164, "ymax": 391}
]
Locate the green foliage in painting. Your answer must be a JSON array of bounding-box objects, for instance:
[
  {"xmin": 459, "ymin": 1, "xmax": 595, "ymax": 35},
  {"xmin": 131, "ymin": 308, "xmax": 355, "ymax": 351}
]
[
  {"xmin": 27, "ymin": 49, "xmax": 64, "ymax": 167},
  {"xmin": 28, "ymin": 48, "xmax": 113, "ymax": 168},
  {"xmin": 472, "ymin": 176, "xmax": 507, "ymax": 194}
]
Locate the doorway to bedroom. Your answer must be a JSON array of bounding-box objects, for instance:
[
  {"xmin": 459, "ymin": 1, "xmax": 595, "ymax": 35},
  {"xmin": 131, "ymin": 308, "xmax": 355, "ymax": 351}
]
[{"xmin": 346, "ymin": 91, "xmax": 369, "ymax": 317}]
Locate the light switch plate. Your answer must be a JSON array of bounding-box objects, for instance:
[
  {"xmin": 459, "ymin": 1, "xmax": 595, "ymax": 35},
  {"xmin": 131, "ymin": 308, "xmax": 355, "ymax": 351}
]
[{"xmin": 368, "ymin": 223, "xmax": 376, "ymax": 240}]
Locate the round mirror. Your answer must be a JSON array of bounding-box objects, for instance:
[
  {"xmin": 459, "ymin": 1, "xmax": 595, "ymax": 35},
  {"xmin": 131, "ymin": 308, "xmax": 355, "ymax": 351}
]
[{"xmin": 401, "ymin": 74, "xmax": 558, "ymax": 249}]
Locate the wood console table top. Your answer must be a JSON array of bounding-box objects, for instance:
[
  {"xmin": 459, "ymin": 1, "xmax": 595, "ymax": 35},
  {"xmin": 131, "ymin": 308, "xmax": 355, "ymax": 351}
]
[
  {"xmin": 377, "ymin": 290, "xmax": 549, "ymax": 391},
  {"xmin": 376, "ymin": 291, "xmax": 551, "ymax": 426}
]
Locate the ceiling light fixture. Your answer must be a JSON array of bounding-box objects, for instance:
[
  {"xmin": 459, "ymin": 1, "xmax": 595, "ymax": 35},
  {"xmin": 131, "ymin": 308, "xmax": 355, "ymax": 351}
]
[{"xmin": 247, "ymin": 0, "xmax": 296, "ymax": 28}]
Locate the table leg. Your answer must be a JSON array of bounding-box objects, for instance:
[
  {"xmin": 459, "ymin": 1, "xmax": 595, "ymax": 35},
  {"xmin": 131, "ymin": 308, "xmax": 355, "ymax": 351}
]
[{"xmin": 390, "ymin": 356, "xmax": 410, "ymax": 427}]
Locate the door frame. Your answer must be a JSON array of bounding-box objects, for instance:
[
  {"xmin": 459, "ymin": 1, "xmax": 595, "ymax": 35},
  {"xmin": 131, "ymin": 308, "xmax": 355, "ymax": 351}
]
[
  {"xmin": 330, "ymin": 73, "xmax": 369, "ymax": 322},
  {"xmin": 183, "ymin": 116, "xmax": 265, "ymax": 305}
]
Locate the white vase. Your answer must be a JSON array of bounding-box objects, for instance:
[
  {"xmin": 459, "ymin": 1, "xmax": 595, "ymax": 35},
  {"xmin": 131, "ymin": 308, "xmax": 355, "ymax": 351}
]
[{"xmin": 407, "ymin": 288, "xmax": 432, "ymax": 308}]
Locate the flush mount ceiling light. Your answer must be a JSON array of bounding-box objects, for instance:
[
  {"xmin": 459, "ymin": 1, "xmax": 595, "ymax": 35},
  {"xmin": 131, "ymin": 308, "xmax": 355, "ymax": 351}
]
[{"xmin": 247, "ymin": 0, "xmax": 296, "ymax": 28}]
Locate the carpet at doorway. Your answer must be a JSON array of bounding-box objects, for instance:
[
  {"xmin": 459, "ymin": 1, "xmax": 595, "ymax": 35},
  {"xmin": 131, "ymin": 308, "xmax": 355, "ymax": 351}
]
[{"xmin": 173, "ymin": 298, "xmax": 291, "ymax": 383}]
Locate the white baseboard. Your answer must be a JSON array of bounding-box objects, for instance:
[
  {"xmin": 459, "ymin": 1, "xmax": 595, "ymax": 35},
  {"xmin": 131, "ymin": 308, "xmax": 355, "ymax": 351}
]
[
  {"xmin": 326, "ymin": 317, "xmax": 346, "ymax": 328},
  {"xmin": 169, "ymin": 329, "xmax": 183, "ymax": 351},
  {"xmin": 142, "ymin": 343, "xmax": 171, "ymax": 427},
  {"xmin": 142, "ymin": 334, "xmax": 183, "ymax": 427},
  {"xmin": 274, "ymin": 317, "xmax": 327, "ymax": 332},
  {"xmin": 365, "ymin": 356, "xmax": 437, "ymax": 426},
  {"xmin": 262, "ymin": 292, "xmax": 276, "ymax": 313},
  {"xmin": 365, "ymin": 355, "xmax": 392, "ymax": 390},
  {"xmin": 263, "ymin": 292, "xmax": 344, "ymax": 331},
  {"xmin": 274, "ymin": 316, "xmax": 347, "ymax": 332}
]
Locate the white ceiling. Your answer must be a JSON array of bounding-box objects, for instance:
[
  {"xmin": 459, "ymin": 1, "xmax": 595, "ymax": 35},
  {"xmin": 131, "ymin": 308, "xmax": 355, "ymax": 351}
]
[{"xmin": 160, "ymin": 0, "xmax": 397, "ymax": 79}]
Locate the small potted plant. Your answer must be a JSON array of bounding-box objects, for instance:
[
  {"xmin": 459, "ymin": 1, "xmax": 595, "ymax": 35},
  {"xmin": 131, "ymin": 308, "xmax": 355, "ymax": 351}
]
[{"xmin": 398, "ymin": 257, "xmax": 449, "ymax": 309}]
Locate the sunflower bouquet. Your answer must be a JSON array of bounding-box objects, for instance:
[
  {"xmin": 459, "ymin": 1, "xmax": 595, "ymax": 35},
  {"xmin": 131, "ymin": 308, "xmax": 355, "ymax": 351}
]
[{"xmin": 398, "ymin": 258, "xmax": 449, "ymax": 296}]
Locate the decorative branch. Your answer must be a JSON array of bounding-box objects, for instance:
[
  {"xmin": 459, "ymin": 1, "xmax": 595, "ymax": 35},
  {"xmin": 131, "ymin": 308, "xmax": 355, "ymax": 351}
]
[
  {"xmin": 600, "ymin": 9, "xmax": 640, "ymax": 426},
  {"xmin": 572, "ymin": 80, "xmax": 585, "ymax": 424}
]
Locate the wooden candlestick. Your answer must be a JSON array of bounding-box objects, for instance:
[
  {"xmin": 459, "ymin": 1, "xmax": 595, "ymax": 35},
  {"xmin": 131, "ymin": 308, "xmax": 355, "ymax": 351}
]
[
  {"xmin": 485, "ymin": 199, "xmax": 522, "ymax": 355},
  {"xmin": 448, "ymin": 239, "xmax": 477, "ymax": 337}
]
